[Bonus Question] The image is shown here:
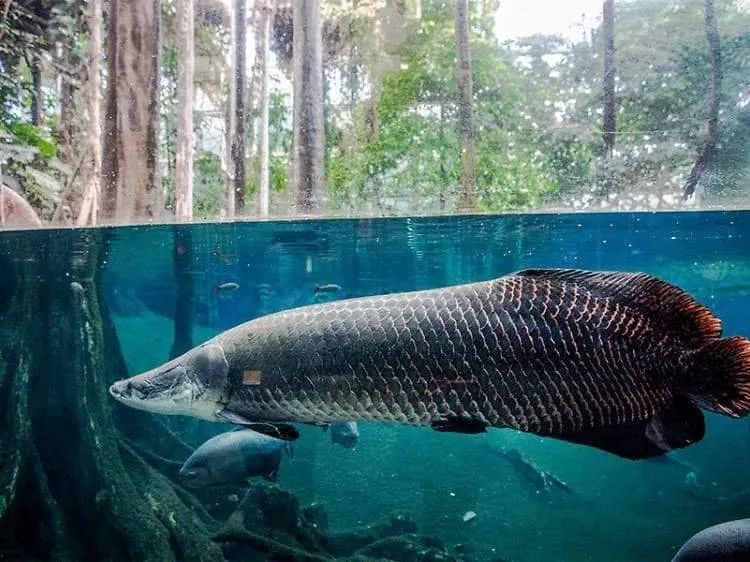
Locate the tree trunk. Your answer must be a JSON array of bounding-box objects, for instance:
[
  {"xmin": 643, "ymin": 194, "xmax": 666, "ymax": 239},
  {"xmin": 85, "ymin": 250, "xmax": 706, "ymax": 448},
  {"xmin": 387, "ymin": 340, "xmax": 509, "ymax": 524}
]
[
  {"xmin": 0, "ymin": 232, "xmax": 222, "ymax": 560},
  {"xmin": 102, "ymin": 0, "xmax": 161, "ymax": 223},
  {"xmin": 291, "ymin": 0, "xmax": 325, "ymax": 213},
  {"xmin": 0, "ymin": 162, "xmax": 4, "ymax": 226},
  {"xmin": 30, "ymin": 54, "xmax": 43, "ymax": 126},
  {"xmin": 258, "ymin": 0, "xmax": 272, "ymax": 217},
  {"xmin": 454, "ymin": 0, "xmax": 477, "ymax": 212},
  {"xmin": 439, "ymin": 100, "xmax": 447, "ymax": 211},
  {"xmin": 175, "ymin": 0, "xmax": 195, "ymax": 221},
  {"xmin": 682, "ymin": 0, "xmax": 722, "ymax": 201},
  {"xmin": 228, "ymin": 0, "xmax": 247, "ymax": 217},
  {"xmin": 602, "ymin": 0, "xmax": 616, "ymax": 157},
  {"xmin": 77, "ymin": 0, "xmax": 103, "ymax": 227}
]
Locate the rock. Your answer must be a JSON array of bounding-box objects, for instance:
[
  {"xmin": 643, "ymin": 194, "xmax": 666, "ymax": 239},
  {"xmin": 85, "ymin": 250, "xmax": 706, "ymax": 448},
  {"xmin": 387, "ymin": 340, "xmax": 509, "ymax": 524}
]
[{"xmin": 1, "ymin": 186, "xmax": 42, "ymax": 228}]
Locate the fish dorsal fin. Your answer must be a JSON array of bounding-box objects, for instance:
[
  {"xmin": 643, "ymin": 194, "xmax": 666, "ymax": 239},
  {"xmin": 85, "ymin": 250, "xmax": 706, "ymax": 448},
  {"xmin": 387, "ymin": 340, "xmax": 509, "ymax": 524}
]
[{"xmin": 513, "ymin": 268, "xmax": 721, "ymax": 347}]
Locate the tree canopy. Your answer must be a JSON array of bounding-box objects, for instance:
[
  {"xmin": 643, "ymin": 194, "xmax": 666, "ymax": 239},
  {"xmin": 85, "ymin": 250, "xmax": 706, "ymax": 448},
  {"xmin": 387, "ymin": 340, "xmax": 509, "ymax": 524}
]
[{"xmin": 1, "ymin": 0, "xmax": 749, "ymax": 224}]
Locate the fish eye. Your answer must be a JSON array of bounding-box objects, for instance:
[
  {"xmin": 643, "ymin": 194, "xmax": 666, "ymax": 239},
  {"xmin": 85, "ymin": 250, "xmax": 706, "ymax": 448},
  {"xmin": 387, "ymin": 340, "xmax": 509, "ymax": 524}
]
[{"xmin": 180, "ymin": 465, "xmax": 206, "ymax": 483}]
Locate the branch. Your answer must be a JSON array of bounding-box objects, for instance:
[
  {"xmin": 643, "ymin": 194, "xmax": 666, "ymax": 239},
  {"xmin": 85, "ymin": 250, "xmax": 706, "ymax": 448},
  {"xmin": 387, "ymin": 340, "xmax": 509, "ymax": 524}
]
[{"xmin": 212, "ymin": 527, "xmax": 334, "ymax": 562}]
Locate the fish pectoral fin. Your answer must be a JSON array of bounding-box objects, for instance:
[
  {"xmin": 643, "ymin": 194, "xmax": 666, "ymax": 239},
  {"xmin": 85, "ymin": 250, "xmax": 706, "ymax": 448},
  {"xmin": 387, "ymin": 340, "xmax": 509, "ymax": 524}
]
[
  {"xmin": 551, "ymin": 396, "xmax": 705, "ymax": 460},
  {"xmin": 216, "ymin": 409, "xmax": 300, "ymax": 441},
  {"xmin": 431, "ymin": 416, "xmax": 488, "ymax": 434},
  {"xmin": 246, "ymin": 422, "xmax": 299, "ymax": 441}
]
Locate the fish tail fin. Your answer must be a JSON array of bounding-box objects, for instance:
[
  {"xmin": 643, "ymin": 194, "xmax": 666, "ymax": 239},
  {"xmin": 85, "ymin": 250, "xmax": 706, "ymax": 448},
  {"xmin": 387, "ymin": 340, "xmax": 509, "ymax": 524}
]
[{"xmin": 686, "ymin": 336, "xmax": 750, "ymax": 418}]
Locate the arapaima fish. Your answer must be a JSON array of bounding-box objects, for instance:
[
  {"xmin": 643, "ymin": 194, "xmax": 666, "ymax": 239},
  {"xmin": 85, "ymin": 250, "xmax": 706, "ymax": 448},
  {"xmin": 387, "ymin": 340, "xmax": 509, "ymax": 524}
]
[{"xmin": 110, "ymin": 269, "xmax": 750, "ymax": 459}]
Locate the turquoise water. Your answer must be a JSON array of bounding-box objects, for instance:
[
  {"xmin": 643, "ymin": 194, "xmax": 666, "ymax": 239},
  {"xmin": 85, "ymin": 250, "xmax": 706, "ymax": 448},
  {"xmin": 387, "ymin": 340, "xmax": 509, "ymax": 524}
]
[{"xmin": 2, "ymin": 211, "xmax": 750, "ymax": 561}]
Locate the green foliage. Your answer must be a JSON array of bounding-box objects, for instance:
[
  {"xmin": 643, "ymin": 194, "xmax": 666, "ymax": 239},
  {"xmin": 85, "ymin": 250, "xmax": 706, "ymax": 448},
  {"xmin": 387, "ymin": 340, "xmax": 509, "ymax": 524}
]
[
  {"xmin": 8, "ymin": 122, "xmax": 56, "ymax": 159},
  {"xmin": 325, "ymin": 0, "xmax": 555, "ymax": 213},
  {"xmin": 0, "ymin": 124, "xmax": 69, "ymax": 218},
  {"xmin": 3, "ymin": 0, "xmax": 750, "ymax": 219},
  {"xmin": 194, "ymin": 151, "xmax": 224, "ymax": 218}
]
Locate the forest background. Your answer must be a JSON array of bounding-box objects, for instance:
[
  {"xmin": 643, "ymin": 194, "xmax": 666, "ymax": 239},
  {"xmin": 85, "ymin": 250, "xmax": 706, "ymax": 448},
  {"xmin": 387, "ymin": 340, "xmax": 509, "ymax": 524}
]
[{"xmin": 0, "ymin": 0, "xmax": 749, "ymax": 225}]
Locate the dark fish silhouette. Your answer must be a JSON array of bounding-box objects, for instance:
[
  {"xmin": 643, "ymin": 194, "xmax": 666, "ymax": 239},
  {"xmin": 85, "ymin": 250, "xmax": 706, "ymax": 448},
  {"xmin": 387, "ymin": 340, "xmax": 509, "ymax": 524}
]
[
  {"xmin": 111, "ymin": 269, "xmax": 750, "ymax": 460},
  {"xmin": 672, "ymin": 519, "xmax": 750, "ymax": 561},
  {"xmin": 484, "ymin": 445, "xmax": 571, "ymax": 497}
]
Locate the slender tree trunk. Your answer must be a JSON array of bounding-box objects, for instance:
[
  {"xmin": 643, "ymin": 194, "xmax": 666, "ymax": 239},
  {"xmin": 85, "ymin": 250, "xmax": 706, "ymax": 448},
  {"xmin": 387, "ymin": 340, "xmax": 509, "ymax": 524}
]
[
  {"xmin": 291, "ymin": 0, "xmax": 325, "ymax": 213},
  {"xmin": 682, "ymin": 0, "xmax": 722, "ymax": 201},
  {"xmin": 228, "ymin": 0, "xmax": 247, "ymax": 217},
  {"xmin": 438, "ymin": 101, "xmax": 447, "ymax": 211},
  {"xmin": 454, "ymin": 0, "xmax": 477, "ymax": 212},
  {"xmin": 77, "ymin": 0, "xmax": 103, "ymax": 226},
  {"xmin": 101, "ymin": 0, "xmax": 161, "ymax": 223},
  {"xmin": 175, "ymin": 0, "xmax": 195, "ymax": 221},
  {"xmin": 30, "ymin": 54, "xmax": 43, "ymax": 126},
  {"xmin": 56, "ymin": 43, "xmax": 76, "ymax": 165},
  {"xmin": 258, "ymin": 0, "xmax": 272, "ymax": 217},
  {"xmin": 602, "ymin": 0, "xmax": 616, "ymax": 157},
  {"xmin": 0, "ymin": 161, "xmax": 4, "ymax": 226}
]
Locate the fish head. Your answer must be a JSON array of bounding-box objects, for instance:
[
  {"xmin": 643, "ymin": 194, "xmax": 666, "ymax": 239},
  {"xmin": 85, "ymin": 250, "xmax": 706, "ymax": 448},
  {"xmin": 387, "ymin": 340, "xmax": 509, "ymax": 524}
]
[
  {"xmin": 178, "ymin": 458, "xmax": 212, "ymax": 487},
  {"xmin": 109, "ymin": 343, "xmax": 230, "ymax": 420},
  {"xmin": 331, "ymin": 422, "xmax": 360, "ymax": 449}
]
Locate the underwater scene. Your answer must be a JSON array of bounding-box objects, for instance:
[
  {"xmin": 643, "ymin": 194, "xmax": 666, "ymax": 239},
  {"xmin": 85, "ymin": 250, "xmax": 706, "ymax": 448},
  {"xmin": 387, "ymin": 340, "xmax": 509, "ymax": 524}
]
[{"xmin": 1, "ymin": 210, "xmax": 750, "ymax": 561}]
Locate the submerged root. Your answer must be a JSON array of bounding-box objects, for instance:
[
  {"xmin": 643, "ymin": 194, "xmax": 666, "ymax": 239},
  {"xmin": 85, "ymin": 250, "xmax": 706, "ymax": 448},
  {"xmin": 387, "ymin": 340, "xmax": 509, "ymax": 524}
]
[
  {"xmin": 0, "ymin": 233, "xmax": 221, "ymax": 560},
  {"xmin": 0, "ymin": 231, "xmax": 477, "ymax": 561},
  {"xmin": 213, "ymin": 526, "xmax": 334, "ymax": 562}
]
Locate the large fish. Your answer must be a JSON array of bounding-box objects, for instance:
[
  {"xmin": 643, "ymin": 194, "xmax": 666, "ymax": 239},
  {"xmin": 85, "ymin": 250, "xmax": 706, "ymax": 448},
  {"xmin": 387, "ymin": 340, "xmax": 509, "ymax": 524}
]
[
  {"xmin": 672, "ymin": 519, "xmax": 750, "ymax": 561},
  {"xmin": 110, "ymin": 269, "xmax": 750, "ymax": 459}
]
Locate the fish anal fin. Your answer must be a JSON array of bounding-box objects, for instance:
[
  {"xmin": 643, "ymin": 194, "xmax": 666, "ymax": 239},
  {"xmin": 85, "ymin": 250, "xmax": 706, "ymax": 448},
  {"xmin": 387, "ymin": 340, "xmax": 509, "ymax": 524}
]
[
  {"xmin": 550, "ymin": 396, "xmax": 705, "ymax": 460},
  {"xmin": 431, "ymin": 416, "xmax": 488, "ymax": 434},
  {"xmin": 216, "ymin": 409, "xmax": 299, "ymax": 441},
  {"xmin": 513, "ymin": 268, "xmax": 721, "ymax": 347}
]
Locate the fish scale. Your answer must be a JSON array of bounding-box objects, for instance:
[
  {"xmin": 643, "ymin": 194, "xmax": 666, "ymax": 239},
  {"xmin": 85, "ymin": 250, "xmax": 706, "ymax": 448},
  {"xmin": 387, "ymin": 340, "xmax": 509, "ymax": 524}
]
[{"xmin": 221, "ymin": 274, "xmax": 677, "ymax": 436}]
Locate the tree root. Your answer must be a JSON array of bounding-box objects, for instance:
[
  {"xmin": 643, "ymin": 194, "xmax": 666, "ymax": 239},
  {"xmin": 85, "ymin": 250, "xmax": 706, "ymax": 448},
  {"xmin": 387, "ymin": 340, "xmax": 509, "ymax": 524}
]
[
  {"xmin": 213, "ymin": 526, "xmax": 334, "ymax": 562},
  {"xmin": 0, "ymin": 230, "xmax": 477, "ymax": 562}
]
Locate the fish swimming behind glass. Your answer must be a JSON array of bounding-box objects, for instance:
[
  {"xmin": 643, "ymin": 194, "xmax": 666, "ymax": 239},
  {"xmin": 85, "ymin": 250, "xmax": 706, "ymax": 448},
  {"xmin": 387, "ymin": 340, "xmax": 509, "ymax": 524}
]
[
  {"xmin": 179, "ymin": 429, "xmax": 291, "ymax": 486},
  {"xmin": 110, "ymin": 269, "xmax": 750, "ymax": 460},
  {"xmin": 328, "ymin": 421, "xmax": 360, "ymax": 449}
]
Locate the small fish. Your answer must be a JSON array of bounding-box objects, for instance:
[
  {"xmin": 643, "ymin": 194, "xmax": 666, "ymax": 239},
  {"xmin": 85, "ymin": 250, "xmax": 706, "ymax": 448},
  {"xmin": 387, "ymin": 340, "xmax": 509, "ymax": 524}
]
[
  {"xmin": 213, "ymin": 282, "xmax": 239, "ymax": 293},
  {"xmin": 314, "ymin": 283, "xmax": 342, "ymax": 295},
  {"xmin": 70, "ymin": 282, "xmax": 86, "ymax": 296},
  {"xmin": 484, "ymin": 445, "xmax": 571, "ymax": 498},
  {"xmin": 329, "ymin": 421, "xmax": 359, "ymax": 449},
  {"xmin": 672, "ymin": 519, "xmax": 750, "ymax": 561},
  {"xmin": 462, "ymin": 511, "xmax": 476, "ymax": 522},
  {"xmin": 179, "ymin": 429, "xmax": 291, "ymax": 486}
]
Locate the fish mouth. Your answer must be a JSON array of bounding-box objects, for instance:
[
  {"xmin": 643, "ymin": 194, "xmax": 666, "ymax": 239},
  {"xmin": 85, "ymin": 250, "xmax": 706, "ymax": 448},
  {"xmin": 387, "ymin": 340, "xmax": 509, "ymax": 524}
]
[
  {"xmin": 109, "ymin": 379, "xmax": 148, "ymax": 401},
  {"xmin": 336, "ymin": 435, "xmax": 359, "ymax": 449},
  {"xmin": 178, "ymin": 468, "xmax": 199, "ymax": 484},
  {"xmin": 109, "ymin": 361, "xmax": 218, "ymax": 420},
  {"xmin": 109, "ymin": 343, "xmax": 231, "ymax": 421}
]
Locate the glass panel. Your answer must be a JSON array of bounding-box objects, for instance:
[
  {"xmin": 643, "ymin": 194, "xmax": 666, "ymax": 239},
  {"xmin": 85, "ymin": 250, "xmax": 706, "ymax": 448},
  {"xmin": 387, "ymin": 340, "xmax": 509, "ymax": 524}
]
[{"xmin": 1, "ymin": 3, "xmax": 749, "ymax": 562}]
